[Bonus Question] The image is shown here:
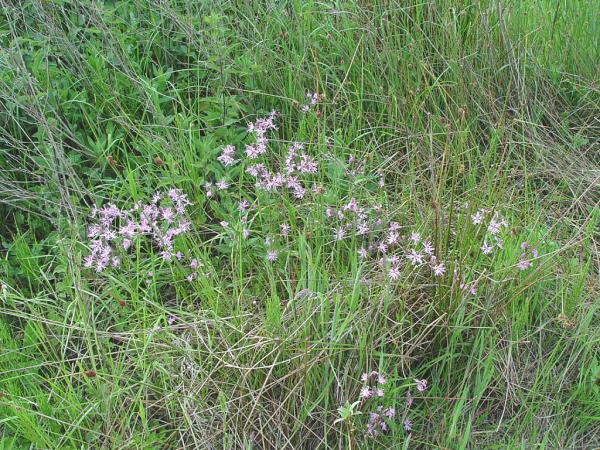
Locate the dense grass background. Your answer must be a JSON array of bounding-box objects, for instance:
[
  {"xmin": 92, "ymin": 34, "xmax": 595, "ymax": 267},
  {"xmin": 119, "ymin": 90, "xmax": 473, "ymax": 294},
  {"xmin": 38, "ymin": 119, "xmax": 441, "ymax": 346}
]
[{"xmin": 0, "ymin": 0, "xmax": 598, "ymax": 448}]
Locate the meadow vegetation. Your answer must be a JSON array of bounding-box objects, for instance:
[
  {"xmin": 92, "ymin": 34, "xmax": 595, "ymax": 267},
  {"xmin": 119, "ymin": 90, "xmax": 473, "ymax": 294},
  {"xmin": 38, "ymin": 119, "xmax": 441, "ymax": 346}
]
[{"xmin": 0, "ymin": 1, "xmax": 598, "ymax": 448}]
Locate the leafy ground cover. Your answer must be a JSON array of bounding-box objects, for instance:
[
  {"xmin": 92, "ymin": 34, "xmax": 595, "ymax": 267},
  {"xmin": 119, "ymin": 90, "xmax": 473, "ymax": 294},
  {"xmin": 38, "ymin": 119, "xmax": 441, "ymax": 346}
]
[{"xmin": 0, "ymin": 1, "xmax": 598, "ymax": 448}]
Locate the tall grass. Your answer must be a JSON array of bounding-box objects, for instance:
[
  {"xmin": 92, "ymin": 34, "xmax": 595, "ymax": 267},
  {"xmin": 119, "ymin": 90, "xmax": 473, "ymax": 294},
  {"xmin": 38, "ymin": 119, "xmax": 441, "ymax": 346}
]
[{"xmin": 0, "ymin": 1, "xmax": 598, "ymax": 448}]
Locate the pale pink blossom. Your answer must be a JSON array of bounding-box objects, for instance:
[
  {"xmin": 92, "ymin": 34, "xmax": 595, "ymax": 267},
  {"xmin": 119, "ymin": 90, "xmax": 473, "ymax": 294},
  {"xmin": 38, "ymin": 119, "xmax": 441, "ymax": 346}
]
[
  {"xmin": 216, "ymin": 179, "xmax": 229, "ymax": 190},
  {"xmin": 238, "ymin": 199, "xmax": 249, "ymax": 211},
  {"xmin": 357, "ymin": 222, "xmax": 369, "ymax": 235},
  {"xmin": 217, "ymin": 145, "xmax": 236, "ymax": 166},
  {"xmin": 422, "ymin": 240, "xmax": 434, "ymax": 255},
  {"xmin": 415, "ymin": 379, "xmax": 427, "ymax": 392},
  {"xmin": 431, "ymin": 261, "xmax": 445, "ymax": 276},
  {"xmin": 471, "ymin": 210, "xmax": 484, "ymax": 225},
  {"xmin": 360, "ymin": 386, "xmax": 373, "ymax": 399},
  {"xmin": 481, "ymin": 241, "xmax": 494, "ymax": 254},
  {"xmin": 407, "ymin": 249, "xmax": 424, "ymax": 265},
  {"xmin": 266, "ymin": 250, "xmax": 278, "ymax": 262},
  {"xmin": 517, "ymin": 258, "xmax": 532, "ymax": 270}
]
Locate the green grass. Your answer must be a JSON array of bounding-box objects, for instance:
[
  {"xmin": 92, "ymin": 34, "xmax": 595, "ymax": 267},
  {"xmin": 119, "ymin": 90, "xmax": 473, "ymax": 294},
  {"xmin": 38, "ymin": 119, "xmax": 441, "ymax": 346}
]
[{"xmin": 0, "ymin": 0, "xmax": 598, "ymax": 448}]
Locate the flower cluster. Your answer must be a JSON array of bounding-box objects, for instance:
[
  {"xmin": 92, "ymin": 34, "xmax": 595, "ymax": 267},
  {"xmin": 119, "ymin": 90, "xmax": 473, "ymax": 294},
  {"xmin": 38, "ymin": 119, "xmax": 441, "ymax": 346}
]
[
  {"xmin": 401, "ymin": 379, "xmax": 428, "ymax": 433},
  {"xmin": 246, "ymin": 141, "xmax": 318, "ymax": 199},
  {"xmin": 322, "ymin": 175, "xmax": 452, "ymax": 283},
  {"xmin": 517, "ymin": 242, "xmax": 538, "ymax": 270},
  {"xmin": 366, "ymin": 405, "xmax": 396, "ymax": 437},
  {"xmin": 215, "ymin": 114, "xmax": 319, "ymax": 203},
  {"xmin": 300, "ymin": 91, "xmax": 324, "ymax": 113},
  {"xmin": 84, "ymin": 190, "xmax": 200, "ymax": 280},
  {"xmin": 245, "ymin": 110, "xmax": 277, "ymax": 159},
  {"xmin": 358, "ymin": 370, "xmax": 396, "ymax": 437},
  {"xmin": 211, "ymin": 112, "xmax": 322, "ymax": 260},
  {"xmin": 404, "ymin": 232, "xmax": 445, "ymax": 277},
  {"xmin": 472, "ymin": 209, "xmax": 507, "ymax": 255},
  {"xmin": 472, "ymin": 208, "xmax": 540, "ymax": 270},
  {"xmin": 359, "ymin": 370, "xmax": 386, "ymax": 399},
  {"xmin": 326, "ymin": 197, "xmax": 382, "ymax": 244}
]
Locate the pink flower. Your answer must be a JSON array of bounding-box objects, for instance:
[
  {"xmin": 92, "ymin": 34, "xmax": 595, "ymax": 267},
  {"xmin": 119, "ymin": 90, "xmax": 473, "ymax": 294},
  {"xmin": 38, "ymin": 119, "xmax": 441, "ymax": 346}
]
[
  {"xmin": 431, "ymin": 261, "xmax": 445, "ymax": 276},
  {"xmin": 517, "ymin": 258, "xmax": 532, "ymax": 270},
  {"xmin": 266, "ymin": 250, "xmax": 278, "ymax": 262},
  {"xmin": 403, "ymin": 418, "xmax": 412, "ymax": 432},
  {"xmin": 242, "ymin": 228, "xmax": 250, "ymax": 239},
  {"xmin": 161, "ymin": 207, "xmax": 175, "ymax": 223},
  {"xmin": 471, "ymin": 210, "xmax": 484, "ymax": 225},
  {"xmin": 410, "ymin": 232, "xmax": 421, "ymax": 243},
  {"xmin": 388, "ymin": 266, "xmax": 400, "ymax": 281},
  {"xmin": 405, "ymin": 390, "xmax": 413, "ymax": 407},
  {"xmin": 360, "ymin": 373, "xmax": 369, "ymax": 382},
  {"xmin": 120, "ymin": 220, "xmax": 137, "ymax": 238},
  {"xmin": 388, "ymin": 255, "xmax": 400, "ymax": 266},
  {"xmin": 216, "ymin": 179, "xmax": 229, "ymax": 190},
  {"xmin": 415, "ymin": 379, "xmax": 427, "ymax": 392},
  {"xmin": 407, "ymin": 249, "xmax": 424, "ymax": 266},
  {"xmin": 280, "ymin": 223, "xmax": 290, "ymax": 236},
  {"xmin": 217, "ymin": 145, "xmax": 236, "ymax": 166},
  {"xmin": 357, "ymin": 222, "xmax": 369, "ymax": 235},
  {"xmin": 360, "ymin": 386, "xmax": 373, "ymax": 399},
  {"xmin": 422, "ymin": 240, "xmax": 434, "ymax": 255},
  {"xmin": 481, "ymin": 241, "xmax": 494, "ymax": 254},
  {"xmin": 297, "ymin": 153, "xmax": 318, "ymax": 174},
  {"xmin": 334, "ymin": 227, "xmax": 345, "ymax": 241},
  {"xmin": 487, "ymin": 213, "xmax": 506, "ymax": 235},
  {"xmin": 358, "ymin": 247, "xmax": 368, "ymax": 258}
]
